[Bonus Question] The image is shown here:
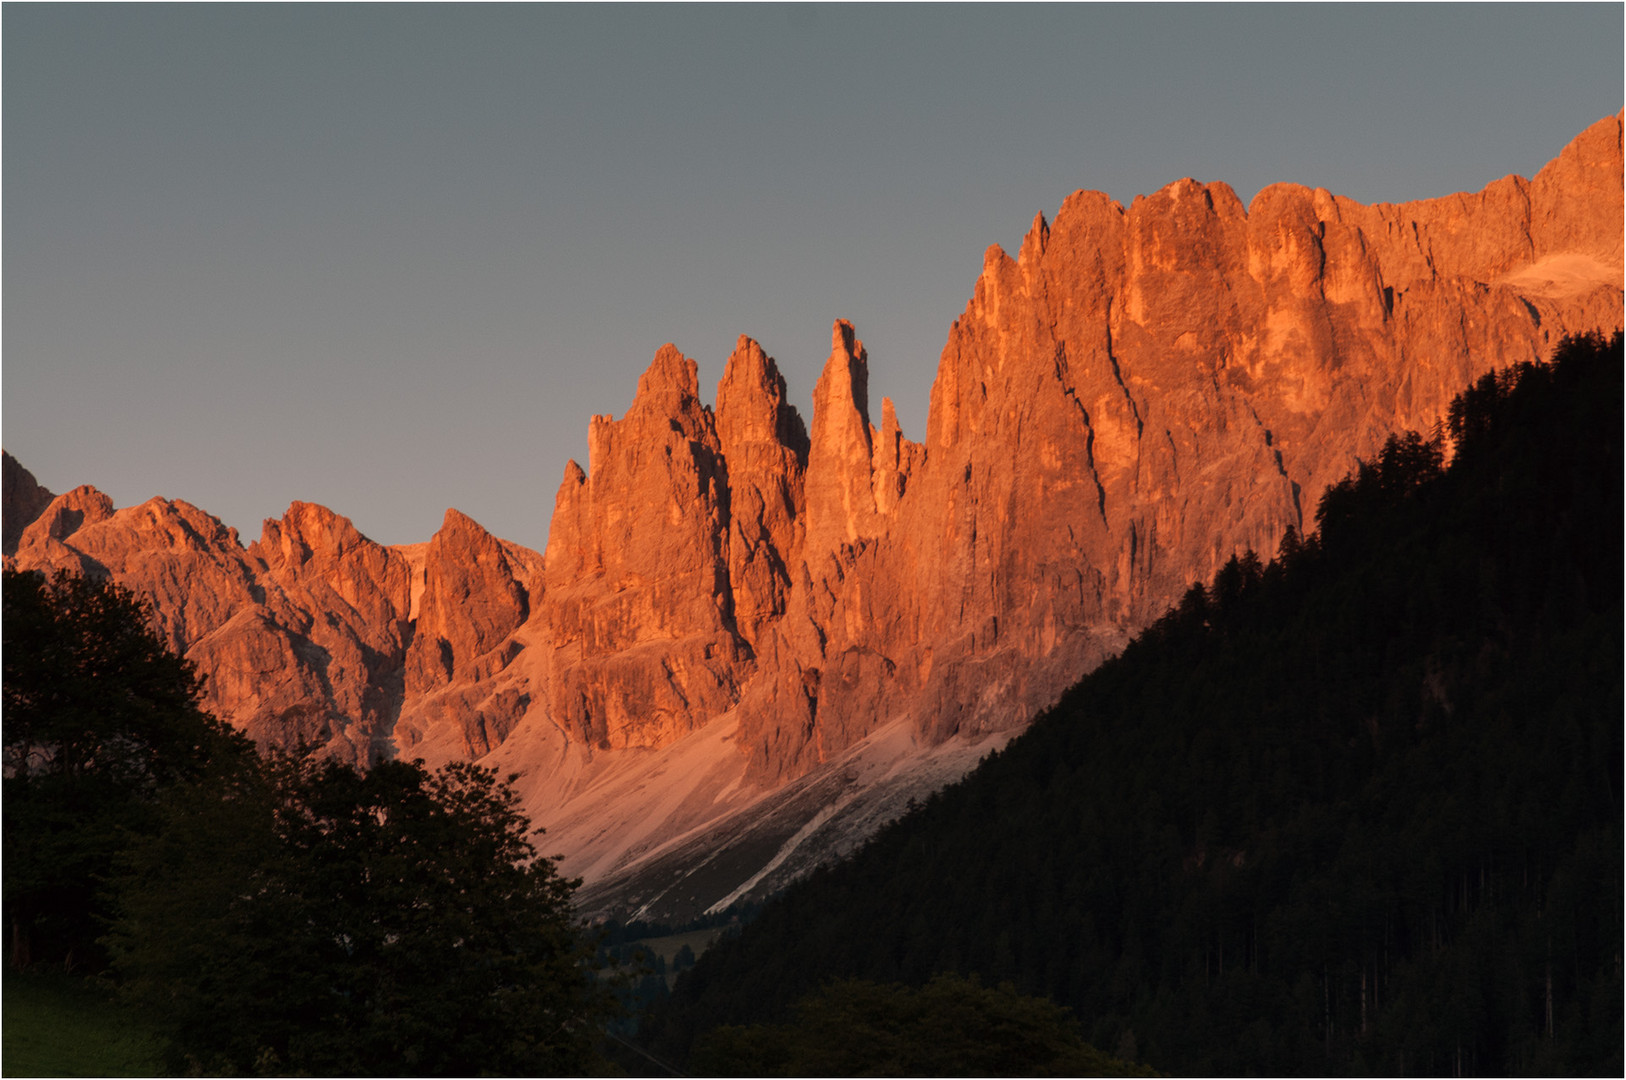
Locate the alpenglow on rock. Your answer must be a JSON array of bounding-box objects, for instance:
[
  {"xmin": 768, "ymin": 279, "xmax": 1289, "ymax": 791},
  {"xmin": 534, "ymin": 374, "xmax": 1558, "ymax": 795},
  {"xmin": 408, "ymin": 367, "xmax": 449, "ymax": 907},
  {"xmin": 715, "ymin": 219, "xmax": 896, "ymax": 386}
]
[{"xmin": 7, "ymin": 113, "xmax": 1621, "ymax": 919}]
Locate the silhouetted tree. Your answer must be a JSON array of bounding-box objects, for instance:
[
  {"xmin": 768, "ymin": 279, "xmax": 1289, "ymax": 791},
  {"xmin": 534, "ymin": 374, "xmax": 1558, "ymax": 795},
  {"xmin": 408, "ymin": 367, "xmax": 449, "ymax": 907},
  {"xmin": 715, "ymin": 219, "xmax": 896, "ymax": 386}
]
[
  {"xmin": 3, "ymin": 567, "xmax": 252, "ymax": 969},
  {"xmin": 107, "ymin": 753, "xmax": 616, "ymax": 1075}
]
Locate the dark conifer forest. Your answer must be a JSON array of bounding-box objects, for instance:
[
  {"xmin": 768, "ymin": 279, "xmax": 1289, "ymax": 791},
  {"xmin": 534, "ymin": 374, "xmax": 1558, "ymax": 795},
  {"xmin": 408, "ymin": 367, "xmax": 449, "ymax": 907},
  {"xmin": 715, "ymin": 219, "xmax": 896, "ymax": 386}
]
[{"xmin": 647, "ymin": 332, "xmax": 1623, "ymax": 1076}]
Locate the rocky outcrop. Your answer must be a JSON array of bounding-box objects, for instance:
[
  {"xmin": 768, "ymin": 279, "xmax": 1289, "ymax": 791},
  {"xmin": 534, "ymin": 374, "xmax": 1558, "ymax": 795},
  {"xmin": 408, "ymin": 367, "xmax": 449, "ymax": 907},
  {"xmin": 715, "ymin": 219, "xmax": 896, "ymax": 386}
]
[
  {"xmin": 404, "ymin": 508, "xmax": 529, "ymax": 696},
  {"xmin": 803, "ymin": 321, "xmax": 886, "ymax": 556},
  {"xmin": 725, "ymin": 112, "xmax": 1623, "ymax": 782},
  {"xmin": 7, "ymin": 114, "xmax": 1620, "ymax": 918},
  {"xmin": 541, "ymin": 345, "xmax": 750, "ymax": 751},
  {"xmin": 239, "ymin": 502, "xmax": 415, "ymax": 762},
  {"xmin": 2, "ymin": 452, "xmax": 54, "ymax": 555},
  {"xmin": 730, "ymin": 322, "xmax": 929, "ymax": 782},
  {"xmin": 392, "ymin": 508, "xmax": 542, "ymax": 761},
  {"xmin": 714, "ymin": 335, "xmax": 809, "ymax": 654},
  {"xmin": 10, "ymin": 490, "xmax": 418, "ymax": 765},
  {"xmin": 12, "ymin": 488, "xmax": 263, "ymax": 656}
]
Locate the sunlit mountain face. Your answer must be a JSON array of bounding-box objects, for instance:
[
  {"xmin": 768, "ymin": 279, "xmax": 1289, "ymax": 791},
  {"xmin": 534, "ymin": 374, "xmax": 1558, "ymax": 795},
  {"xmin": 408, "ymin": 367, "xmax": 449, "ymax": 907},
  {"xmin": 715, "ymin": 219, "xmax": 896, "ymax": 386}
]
[{"xmin": 6, "ymin": 115, "xmax": 1621, "ymax": 922}]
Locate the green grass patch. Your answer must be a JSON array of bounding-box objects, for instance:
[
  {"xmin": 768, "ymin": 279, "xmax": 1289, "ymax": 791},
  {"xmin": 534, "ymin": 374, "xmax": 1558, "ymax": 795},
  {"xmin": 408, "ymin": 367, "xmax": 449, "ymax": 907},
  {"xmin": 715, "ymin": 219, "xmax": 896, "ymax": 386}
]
[{"xmin": 3, "ymin": 971, "xmax": 163, "ymax": 1077}]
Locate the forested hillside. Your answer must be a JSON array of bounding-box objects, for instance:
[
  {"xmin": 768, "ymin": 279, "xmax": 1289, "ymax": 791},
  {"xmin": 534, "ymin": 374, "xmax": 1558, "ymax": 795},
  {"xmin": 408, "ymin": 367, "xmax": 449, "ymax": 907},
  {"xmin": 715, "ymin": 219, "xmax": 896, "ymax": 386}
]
[{"xmin": 647, "ymin": 332, "xmax": 1623, "ymax": 1076}]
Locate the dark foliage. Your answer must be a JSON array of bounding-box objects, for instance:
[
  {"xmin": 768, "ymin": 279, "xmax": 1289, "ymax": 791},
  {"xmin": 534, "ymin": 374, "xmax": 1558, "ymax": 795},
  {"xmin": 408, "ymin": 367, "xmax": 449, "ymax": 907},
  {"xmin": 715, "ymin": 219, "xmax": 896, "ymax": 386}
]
[
  {"xmin": 4, "ymin": 566, "xmax": 617, "ymax": 1073},
  {"xmin": 692, "ymin": 973, "xmax": 1156, "ymax": 1077},
  {"xmin": 647, "ymin": 332, "xmax": 1623, "ymax": 1075},
  {"xmin": 3, "ymin": 568, "xmax": 254, "ymax": 970},
  {"xmin": 105, "ymin": 753, "xmax": 617, "ymax": 1076},
  {"xmin": 597, "ymin": 901, "xmax": 760, "ymax": 948}
]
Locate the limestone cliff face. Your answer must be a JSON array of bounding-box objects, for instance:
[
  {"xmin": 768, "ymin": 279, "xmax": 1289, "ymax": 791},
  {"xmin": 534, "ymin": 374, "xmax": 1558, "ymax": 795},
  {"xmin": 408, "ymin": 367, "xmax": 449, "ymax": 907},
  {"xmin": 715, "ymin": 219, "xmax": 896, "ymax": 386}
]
[
  {"xmin": 728, "ymin": 112, "xmax": 1623, "ymax": 781},
  {"xmin": 394, "ymin": 508, "xmax": 542, "ymax": 761},
  {"xmin": 715, "ymin": 335, "xmax": 809, "ymax": 654},
  {"xmin": 733, "ymin": 322, "xmax": 926, "ymax": 781},
  {"xmin": 541, "ymin": 344, "xmax": 749, "ymax": 750},
  {"xmin": 6, "ymin": 491, "xmax": 415, "ymax": 764},
  {"xmin": 12, "ymin": 488, "xmax": 263, "ymax": 657},
  {"xmin": 803, "ymin": 321, "xmax": 885, "ymax": 556},
  {"xmin": 7, "ymin": 115, "xmax": 1620, "ymax": 862},
  {"xmin": 2, "ymin": 452, "xmax": 55, "ymax": 555},
  {"xmin": 404, "ymin": 508, "xmax": 529, "ymax": 696},
  {"xmin": 240, "ymin": 502, "xmax": 414, "ymax": 761}
]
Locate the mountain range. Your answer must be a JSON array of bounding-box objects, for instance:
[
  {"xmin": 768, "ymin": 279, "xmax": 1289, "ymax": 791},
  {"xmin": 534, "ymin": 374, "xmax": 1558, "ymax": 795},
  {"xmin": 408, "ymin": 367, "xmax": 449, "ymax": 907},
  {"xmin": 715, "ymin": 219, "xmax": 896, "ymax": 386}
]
[
  {"xmin": 6, "ymin": 113, "xmax": 1620, "ymax": 921},
  {"xmin": 649, "ymin": 328, "xmax": 1624, "ymax": 1076}
]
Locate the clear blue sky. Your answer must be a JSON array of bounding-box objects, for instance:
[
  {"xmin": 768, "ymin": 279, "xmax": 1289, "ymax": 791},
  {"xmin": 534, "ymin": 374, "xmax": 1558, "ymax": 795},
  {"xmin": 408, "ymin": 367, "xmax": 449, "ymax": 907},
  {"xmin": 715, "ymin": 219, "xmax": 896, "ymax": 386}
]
[{"xmin": 5, "ymin": 4, "xmax": 1621, "ymax": 548}]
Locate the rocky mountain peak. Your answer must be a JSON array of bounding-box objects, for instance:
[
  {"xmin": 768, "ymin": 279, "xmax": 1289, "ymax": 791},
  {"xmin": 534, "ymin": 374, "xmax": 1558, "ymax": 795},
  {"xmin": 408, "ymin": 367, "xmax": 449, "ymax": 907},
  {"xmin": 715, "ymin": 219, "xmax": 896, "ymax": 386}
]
[
  {"xmin": 9, "ymin": 115, "xmax": 1620, "ymax": 921},
  {"xmin": 805, "ymin": 319, "xmax": 882, "ymax": 555},
  {"xmin": 404, "ymin": 507, "xmax": 529, "ymax": 695},
  {"xmin": 2, "ymin": 451, "xmax": 55, "ymax": 555},
  {"xmin": 436, "ymin": 505, "xmax": 489, "ymax": 541},
  {"xmin": 869, "ymin": 395, "xmax": 919, "ymax": 517},
  {"xmin": 716, "ymin": 335, "xmax": 810, "ymax": 463},
  {"xmin": 1018, "ymin": 211, "xmax": 1050, "ymax": 266},
  {"xmin": 715, "ymin": 335, "xmax": 808, "ymax": 652},
  {"xmin": 25, "ymin": 484, "xmax": 115, "ymax": 546},
  {"xmin": 590, "ymin": 343, "xmax": 716, "ymax": 479},
  {"xmin": 632, "ymin": 342, "xmax": 705, "ymax": 422},
  {"xmin": 254, "ymin": 500, "xmax": 368, "ymax": 570},
  {"xmin": 1530, "ymin": 111, "xmax": 1625, "ymax": 265},
  {"xmin": 540, "ymin": 341, "xmax": 744, "ymax": 751}
]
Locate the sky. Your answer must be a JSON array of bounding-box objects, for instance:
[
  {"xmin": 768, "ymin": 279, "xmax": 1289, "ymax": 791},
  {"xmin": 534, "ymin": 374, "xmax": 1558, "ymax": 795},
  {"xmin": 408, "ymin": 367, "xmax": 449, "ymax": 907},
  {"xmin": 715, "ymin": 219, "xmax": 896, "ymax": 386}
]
[{"xmin": 5, "ymin": 4, "xmax": 1622, "ymax": 550}]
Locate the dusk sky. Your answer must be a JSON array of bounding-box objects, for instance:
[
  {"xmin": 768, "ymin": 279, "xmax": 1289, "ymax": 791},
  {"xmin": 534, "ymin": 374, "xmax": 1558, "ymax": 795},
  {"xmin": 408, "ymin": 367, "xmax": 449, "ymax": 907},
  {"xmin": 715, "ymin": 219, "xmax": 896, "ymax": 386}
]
[{"xmin": 5, "ymin": 4, "xmax": 1622, "ymax": 549}]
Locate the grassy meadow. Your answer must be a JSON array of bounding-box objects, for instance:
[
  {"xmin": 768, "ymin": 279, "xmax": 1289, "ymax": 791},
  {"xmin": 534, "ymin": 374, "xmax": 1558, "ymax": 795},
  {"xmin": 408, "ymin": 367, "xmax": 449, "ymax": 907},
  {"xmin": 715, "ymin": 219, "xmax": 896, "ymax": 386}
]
[{"xmin": 3, "ymin": 972, "xmax": 162, "ymax": 1077}]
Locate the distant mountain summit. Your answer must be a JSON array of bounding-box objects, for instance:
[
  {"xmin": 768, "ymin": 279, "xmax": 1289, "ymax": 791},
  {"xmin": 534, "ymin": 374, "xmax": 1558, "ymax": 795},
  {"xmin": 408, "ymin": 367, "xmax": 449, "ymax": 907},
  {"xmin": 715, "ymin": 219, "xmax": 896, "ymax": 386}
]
[
  {"xmin": 2, "ymin": 451, "xmax": 54, "ymax": 555},
  {"xmin": 8, "ymin": 113, "xmax": 1621, "ymax": 920}
]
